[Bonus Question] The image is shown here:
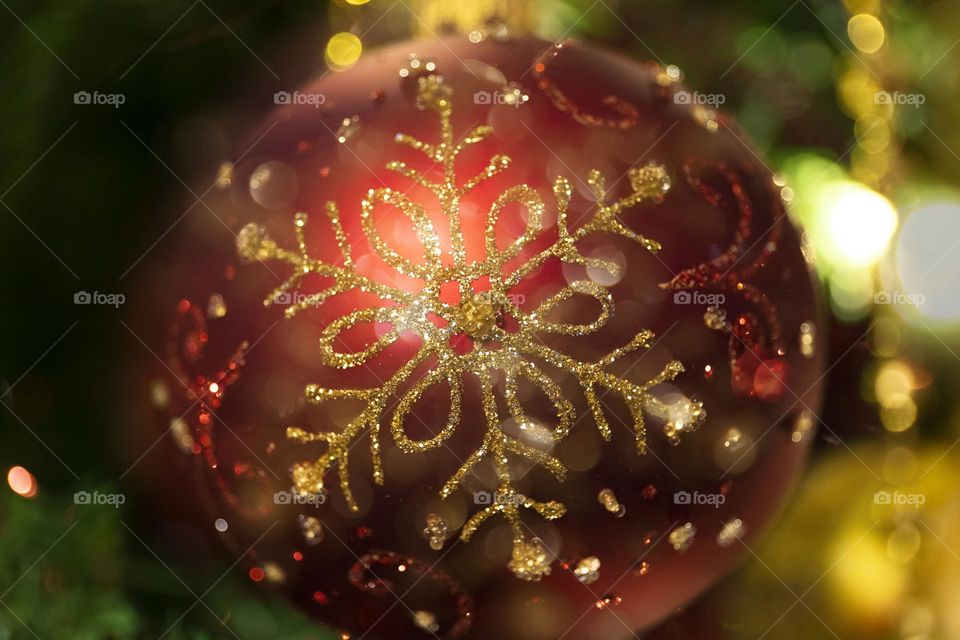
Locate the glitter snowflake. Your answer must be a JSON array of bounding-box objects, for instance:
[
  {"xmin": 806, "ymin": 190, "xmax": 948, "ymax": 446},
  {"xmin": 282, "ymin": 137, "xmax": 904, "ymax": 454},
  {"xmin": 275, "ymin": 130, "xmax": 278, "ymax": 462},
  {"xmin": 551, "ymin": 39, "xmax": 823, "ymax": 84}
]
[{"xmin": 237, "ymin": 74, "xmax": 705, "ymax": 580}]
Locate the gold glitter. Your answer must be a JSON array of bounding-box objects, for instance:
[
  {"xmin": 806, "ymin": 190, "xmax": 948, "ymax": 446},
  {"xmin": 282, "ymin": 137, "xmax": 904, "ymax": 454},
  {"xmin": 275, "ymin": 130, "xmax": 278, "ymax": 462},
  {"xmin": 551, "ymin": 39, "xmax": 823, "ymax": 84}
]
[
  {"xmin": 399, "ymin": 54, "xmax": 437, "ymax": 79},
  {"xmin": 691, "ymin": 104, "xmax": 719, "ymax": 133},
  {"xmin": 717, "ymin": 518, "xmax": 746, "ymax": 548},
  {"xmin": 574, "ymin": 556, "xmax": 601, "ymax": 584},
  {"xmin": 298, "ymin": 515, "xmax": 323, "ymax": 545},
  {"xmin": 595, "ymin": 594, "xmax": 621, "ymax": 609},
  {"xmin": 499, "ymin": 81, "xmax": 529, "ymax": 107},
  {"xmin": 800, "ymin": 321, "xmax": 816, "ymax": 358},
  {"xmin": 669, "ymin": 522, "xmax": 697, "ymax": 552},
  {"xmin": 206, "ymin": 293, "xmax": 227, "ymax": 319},
  {"xmin": 240, "ymin": 75, "xmax": 705, "ymax": 578},
  {"xmin": 423, "ymin": 513, "xmax": 449, "ymax": 551},
  {"xmin": 452, "ymin": 292, "xmax": 499, "ymax": 339},
  {"xmin": 262, "ymin": 561, "xmax": 286, "ymax": 583},
  {"xmin": 336, "ymin": 115, "xmax": 361, "ymax": 144},
  {"xmin": 412, "ymin": 610, "xmax": 439, "ymax": 633},
  {"xmin": 722, "ymin": 427, "xmax": 745, "ymax": 452},
  {"xmin": 597, "ymin": 488, "xmax": 625, "ymax": 517},
  {"xmin": 215, "ymin": 161, "xmax": 233, "ymax": 189},
  {"xmin": 169, "ymin": 417, "xmax": 194, "ymax": 453},
  {"xmin": 508, "ymin": 538, "xmax": 552, "ymax": 582},
  {"xmin": 703, "ymin": 306, "xmax": 729, "ymax": 331},
  {"xmin": 150, "ymin": 379, "xmax": 170, "ymax": 409},
  {"xmin": 791, "ymin": 409, "xmax": 816, "ymax": 444}
]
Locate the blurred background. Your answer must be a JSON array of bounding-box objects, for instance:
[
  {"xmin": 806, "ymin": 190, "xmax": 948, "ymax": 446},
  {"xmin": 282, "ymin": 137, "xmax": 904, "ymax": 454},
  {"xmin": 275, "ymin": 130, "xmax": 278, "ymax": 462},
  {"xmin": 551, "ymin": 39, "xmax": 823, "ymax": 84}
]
[{"xmin": 1, "ymin": 0, "xmax": 959, "ymax": 637}]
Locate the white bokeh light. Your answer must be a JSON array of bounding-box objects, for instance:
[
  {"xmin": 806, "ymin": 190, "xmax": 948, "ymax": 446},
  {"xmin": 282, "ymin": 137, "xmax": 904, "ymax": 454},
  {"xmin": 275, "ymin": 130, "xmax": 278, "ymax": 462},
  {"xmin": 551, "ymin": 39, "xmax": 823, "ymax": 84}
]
[
  {"xmin": 824, "ymin": 182, "xmax": 898, "ymax": 266},
  {"xmin": 895, "ymin": 201, "xmax": 960, "ymax": 321}
]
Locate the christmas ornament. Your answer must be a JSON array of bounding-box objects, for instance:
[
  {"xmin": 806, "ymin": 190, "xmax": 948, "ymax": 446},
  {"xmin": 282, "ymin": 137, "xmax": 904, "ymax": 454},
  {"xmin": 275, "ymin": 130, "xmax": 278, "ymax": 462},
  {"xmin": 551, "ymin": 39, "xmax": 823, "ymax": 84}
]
[{"xmin": 145, "ymin": 34, "xmax": 824, "ymax": 640}]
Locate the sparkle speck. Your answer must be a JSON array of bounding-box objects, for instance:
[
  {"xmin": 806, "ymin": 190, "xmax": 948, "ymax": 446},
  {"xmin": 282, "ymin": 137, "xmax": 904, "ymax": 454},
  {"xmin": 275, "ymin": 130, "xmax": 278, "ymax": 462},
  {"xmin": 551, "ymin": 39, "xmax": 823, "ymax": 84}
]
[
  {"xmin": 574, "ymin": 556, "xmax": 601, "ymax": 584},
  {"xmin": 791, "ymin": 410, "xmax": 816, "ymax": 444},
  {"xmin": 669, "ymin": 522, "xmax": 697, "ymax": 552},
  {"xmin": 299, "ymin": 515, "xmax": 323, "ymax": 545},
  {"xmin": 169, "ymin": 418, "xmax": 194, "ymax": 453},
  {"xmin": 800, "ymin": 321, "xmax": 816, "ymax": 358},
  {"xmin": 149, "ymin": 379, "xmax": 170, "ymax": 409},
  {"xmin": 215, "ymin": 162, "xmax": 233, "ymax": 189},
  {"xmin": 337, "ymin": 115, "xmax": 361, "ymax": 144},
  {"xmin": 597, "ymin": 488, "xmax": 624, "ymax": 516},
  {"xmin": 206, "ymin": 293, "xmax": 227, "ymax": 319},
  {"xmin": 509, "ymin": 539, "xmax": 552, "ymax": 581},
  {"xmin": 723, "ymin": 427, "xmax": 746, "ymax": 452},
  {"xmin": 703, "ymin": 306, "xmax": 728, "ymax": 331},
  {"xmin": 717, "ymin": 518, "xmax": 746, "ymax": 547},
  {"xmin": 412, "ymin": 610, "xmax": 439, "ymax": 633},
  {"xmin": 263, "ymin": 561, "xmax": 286, "ymax": 583},
  {"xmin": 423, "ymin": 513, "xmax": 449, "ymax": 551},
  {"xmin": 595, "ymin": 594, "xmax": 622, "ymax": 609}
]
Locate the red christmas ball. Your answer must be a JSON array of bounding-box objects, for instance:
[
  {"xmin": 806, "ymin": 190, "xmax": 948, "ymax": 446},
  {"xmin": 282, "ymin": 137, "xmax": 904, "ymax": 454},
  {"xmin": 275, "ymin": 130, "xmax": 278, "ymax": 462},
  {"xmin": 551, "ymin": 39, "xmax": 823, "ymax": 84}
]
[{"xmin": 144, "ymin": 35, "xmax": 824, "ymax": 640}]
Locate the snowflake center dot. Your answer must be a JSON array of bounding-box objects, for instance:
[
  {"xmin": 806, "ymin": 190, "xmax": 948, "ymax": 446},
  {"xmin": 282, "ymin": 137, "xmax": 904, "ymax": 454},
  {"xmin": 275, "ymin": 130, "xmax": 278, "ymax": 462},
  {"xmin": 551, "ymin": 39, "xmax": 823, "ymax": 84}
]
[{"xmin": 451, "ymin": 292, "xmax": 500, "ymax": 340}]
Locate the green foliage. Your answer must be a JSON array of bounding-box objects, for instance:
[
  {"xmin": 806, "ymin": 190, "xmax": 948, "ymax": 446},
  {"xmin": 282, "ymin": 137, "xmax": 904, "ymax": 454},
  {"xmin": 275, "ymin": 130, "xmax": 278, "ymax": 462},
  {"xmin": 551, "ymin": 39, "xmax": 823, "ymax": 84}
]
[{"xmin": 0, "ymin": 488, "xmax": 326, "ymax": 639}]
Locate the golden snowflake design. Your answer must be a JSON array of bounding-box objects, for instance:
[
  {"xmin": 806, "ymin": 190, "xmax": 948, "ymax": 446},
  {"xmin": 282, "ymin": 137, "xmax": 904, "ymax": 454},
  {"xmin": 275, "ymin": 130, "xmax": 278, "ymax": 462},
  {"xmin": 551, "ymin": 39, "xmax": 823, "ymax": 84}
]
[{"xmin": 237, "ymin": 75, "xmax": 705, "ymax": 580}]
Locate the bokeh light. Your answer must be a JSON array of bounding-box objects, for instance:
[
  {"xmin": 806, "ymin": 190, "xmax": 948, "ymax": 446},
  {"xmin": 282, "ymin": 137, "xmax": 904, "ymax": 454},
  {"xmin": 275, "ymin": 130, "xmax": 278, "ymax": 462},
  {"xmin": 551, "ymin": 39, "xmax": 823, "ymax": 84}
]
[
  {"xmin": 325, "ymin": 32, "xmax": 363, "ymax": 71},
  {"xmin": 830, "ymin": 527, "xmax": 905, "ymax": 617},
  {"xmin": 824, "ymin": 182, "xmax": 898, "ymax": 267},
  {"xmin": 894, "ymin": 201, "xmax": 960, "ymax": 321},
  {"xmin": 7, "ymin": 465, "xmax": 38, "ymax": 498},
  {"xmin": 848, "ymin": 14, "xmax": 886, "ymax": 53}
]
